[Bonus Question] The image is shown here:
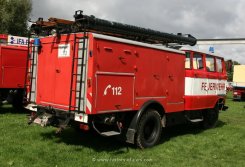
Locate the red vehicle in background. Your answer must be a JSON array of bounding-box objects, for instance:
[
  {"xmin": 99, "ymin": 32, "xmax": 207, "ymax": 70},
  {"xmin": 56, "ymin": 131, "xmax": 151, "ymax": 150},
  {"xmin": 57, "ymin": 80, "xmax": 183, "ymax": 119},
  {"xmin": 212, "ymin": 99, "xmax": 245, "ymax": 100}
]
[
  {"xmin": 0, "ymin": 34, "xmax": 28, "ymax": 108},
  {"xmin": 26, "ymin": 11, "xmax": 228, "ymax": 148}
]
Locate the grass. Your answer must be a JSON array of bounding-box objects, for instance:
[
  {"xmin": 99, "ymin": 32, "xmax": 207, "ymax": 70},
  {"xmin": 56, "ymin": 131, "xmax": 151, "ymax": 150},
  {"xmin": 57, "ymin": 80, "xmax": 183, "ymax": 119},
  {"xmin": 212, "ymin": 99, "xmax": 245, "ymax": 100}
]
[{"xmin": 0, "ymin": 93, "xmax": 245, "ymax": 167}]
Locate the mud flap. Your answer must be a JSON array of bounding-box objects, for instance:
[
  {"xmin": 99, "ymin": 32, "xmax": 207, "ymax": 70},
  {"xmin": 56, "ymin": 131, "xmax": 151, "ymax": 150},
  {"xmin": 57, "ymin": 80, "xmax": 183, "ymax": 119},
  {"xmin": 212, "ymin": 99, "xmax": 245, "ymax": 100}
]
[{"xmin": 222, "ymin": 106, "xmax": 229, "ymax": 111}]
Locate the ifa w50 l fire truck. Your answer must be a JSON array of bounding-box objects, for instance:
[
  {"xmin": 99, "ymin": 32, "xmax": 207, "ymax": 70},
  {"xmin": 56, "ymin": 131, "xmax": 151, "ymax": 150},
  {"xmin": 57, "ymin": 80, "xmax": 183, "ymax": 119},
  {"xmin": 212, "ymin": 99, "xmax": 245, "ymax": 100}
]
[
  {"xmin": 26, "ymin": 11, "xmax": 228, "ymax": 148},
  {"xmin": 0, "ymin": 34, "xmax": 28, "ymax": 108}
]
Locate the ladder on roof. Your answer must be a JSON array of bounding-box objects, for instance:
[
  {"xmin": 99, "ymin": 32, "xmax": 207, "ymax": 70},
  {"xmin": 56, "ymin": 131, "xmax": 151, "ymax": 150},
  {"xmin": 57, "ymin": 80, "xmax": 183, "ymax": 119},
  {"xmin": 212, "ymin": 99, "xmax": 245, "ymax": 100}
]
[
  {"xmin": 24, "ymin": 39, "xmax": 38, "ymax": 103},
  {"xmin": 68, "ymin": 31, "xmax": 88, "ymax": 113},
  {"xmin": 30, "ymin": 10, "xmax": 197, "ymax": 46}
]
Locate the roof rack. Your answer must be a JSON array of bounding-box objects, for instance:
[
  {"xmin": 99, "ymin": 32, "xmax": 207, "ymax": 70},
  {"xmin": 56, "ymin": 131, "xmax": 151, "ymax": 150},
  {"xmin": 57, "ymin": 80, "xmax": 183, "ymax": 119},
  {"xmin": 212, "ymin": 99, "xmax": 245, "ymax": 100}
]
[
  {"xmin": 30, "ymin": 17, "xmax": 74, "ymax": 36},
  {"xmin": 30, "ymin": 10, "xmax": 196, "ymax": 46}
]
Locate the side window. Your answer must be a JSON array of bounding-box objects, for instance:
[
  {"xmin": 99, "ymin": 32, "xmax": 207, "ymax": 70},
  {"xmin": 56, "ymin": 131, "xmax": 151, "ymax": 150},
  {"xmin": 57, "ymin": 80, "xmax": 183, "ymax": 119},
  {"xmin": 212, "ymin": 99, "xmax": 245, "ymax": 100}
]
[
  {"xmin": 193, "ymin": 53, "xmax": 203, "ymax": 70},
  {"xmin": 206, "ymin": 55, "xmax": 215, "ymax": 72},
  {"xmin": 185, "ymin": 52, "xmax": 191, "ymax": 69},
  {"xmin": 216, "ymin": 58, "xmax": 223, "ymax": 72}
]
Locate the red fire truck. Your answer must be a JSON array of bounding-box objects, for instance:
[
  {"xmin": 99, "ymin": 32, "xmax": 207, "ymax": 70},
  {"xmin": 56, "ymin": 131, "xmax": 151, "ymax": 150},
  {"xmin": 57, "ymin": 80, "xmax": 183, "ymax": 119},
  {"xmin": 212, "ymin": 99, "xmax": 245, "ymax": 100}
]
[
  {"xmin": 0, "ymin": 34, "xmax": 28, "ymax": 108},
  {"xmin": 26, "ymin": 11, "xmax": 228, "ymax": 148}
]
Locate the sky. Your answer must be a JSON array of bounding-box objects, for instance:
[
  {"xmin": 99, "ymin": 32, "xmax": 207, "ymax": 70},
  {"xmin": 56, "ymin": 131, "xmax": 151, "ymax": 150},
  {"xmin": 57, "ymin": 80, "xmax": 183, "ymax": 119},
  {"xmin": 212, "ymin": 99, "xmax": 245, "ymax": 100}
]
[{"xmin": 31, "ymin": 0, "xmax": 245, "ymax": 64}]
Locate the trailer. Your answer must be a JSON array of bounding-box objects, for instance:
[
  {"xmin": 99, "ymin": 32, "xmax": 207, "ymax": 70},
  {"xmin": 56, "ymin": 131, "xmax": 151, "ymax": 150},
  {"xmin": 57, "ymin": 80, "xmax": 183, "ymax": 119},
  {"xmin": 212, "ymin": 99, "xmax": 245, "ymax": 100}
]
[
  {"xmin": 26, "ymin": 11, "xmax": 228, "ymax": 148},
  {"xmin": 233, "ymin": 65, "xmax": 245, "ymax": 100},
  {"xmin": 0, "ymin": 34, "xmax": 28, "ymax": 108}
]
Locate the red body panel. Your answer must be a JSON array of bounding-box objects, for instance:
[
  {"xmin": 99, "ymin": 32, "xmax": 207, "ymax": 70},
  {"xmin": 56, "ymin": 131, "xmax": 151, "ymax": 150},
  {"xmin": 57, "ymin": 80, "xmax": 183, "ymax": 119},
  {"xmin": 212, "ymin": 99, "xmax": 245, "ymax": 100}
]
[
  {"xmin": 95, "ymin": 73, "xmax": 135, "ymax": 113},
  {"xmin": 91, "ymin": 36, "xmax": 185, "ymax": 114},
  {"xmin": 34, "ymin": 33, "xmax": 186, "ymax": 114},
  {"xmin": 0, "ymin": 45, "xmax": 28, "ymax": 89},
  {"xmin": 184, "ymin": 95, "xmax": 220, "ymax": 110}
]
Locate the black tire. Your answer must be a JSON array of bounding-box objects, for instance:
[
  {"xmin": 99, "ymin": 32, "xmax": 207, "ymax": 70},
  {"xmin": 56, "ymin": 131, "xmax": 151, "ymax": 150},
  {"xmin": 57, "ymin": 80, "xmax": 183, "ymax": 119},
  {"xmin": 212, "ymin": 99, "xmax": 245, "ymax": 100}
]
[
  {"xmin": 0, "ymin": 92, "xmax": 2, "ymax": 106},
  {"xmin": 136, "ymin": 109, "xmax": 162, "ymax": 149},
  {"xmin": 202, "ymin": 105, "xmax": 219, "ymax": 129},
  {"xmin": 11, "ymin": 89, "xmax": 24, "ymax": 110}
]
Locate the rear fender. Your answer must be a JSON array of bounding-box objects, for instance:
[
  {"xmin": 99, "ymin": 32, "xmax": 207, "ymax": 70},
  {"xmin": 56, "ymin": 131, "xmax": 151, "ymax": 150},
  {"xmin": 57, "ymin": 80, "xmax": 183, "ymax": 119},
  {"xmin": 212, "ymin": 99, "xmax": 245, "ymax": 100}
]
[{"xmin": 125, "ymin": 100, "xmax": 164, "ymax": 144}]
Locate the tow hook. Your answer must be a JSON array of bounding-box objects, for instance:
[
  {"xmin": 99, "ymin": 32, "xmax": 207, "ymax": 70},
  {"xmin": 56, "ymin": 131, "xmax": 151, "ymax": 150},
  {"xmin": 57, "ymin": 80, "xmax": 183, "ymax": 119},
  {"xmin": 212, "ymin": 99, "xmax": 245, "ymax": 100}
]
[
  {"xmin": 28, "ymin": 113, "xmax": 38, "ymax": 125},
  {"xmin": 28, "ymin": 106, "xmax": 42, "ymax": 125},
  {"xmin": 28, "ymin": 107, "xmax": 53, "ymax": 126}
]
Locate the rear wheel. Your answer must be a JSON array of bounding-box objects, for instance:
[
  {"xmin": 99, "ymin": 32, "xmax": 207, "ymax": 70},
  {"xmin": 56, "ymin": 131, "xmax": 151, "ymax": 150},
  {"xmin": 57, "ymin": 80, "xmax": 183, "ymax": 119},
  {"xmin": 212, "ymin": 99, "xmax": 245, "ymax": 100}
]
[
  {"xmin": 136, "ymin": 109, "xmax": 162, "ymax": 149},
  {"xmin": 202, "ymin": 105, "xmax": 219, "ymax": 129},
  {"xmin": 11, "ymin": 89, "xmax": 24, "ymax": 110}
]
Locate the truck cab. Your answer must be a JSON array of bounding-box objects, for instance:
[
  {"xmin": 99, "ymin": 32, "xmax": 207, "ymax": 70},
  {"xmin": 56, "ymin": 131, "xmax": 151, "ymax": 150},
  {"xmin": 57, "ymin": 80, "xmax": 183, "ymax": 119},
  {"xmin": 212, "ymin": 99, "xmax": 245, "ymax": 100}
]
[{"xmin": 184, "ymin": 49, "xmax": 227, "ymax": 111}]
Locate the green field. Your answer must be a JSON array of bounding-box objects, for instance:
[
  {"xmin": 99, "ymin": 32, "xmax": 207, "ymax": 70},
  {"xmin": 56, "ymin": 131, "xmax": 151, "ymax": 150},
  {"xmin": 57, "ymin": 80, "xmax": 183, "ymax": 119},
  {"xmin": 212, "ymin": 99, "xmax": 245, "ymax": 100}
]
[{"xmin": 0, "ymin": 94, "xmax": 245, "ymax": 167}]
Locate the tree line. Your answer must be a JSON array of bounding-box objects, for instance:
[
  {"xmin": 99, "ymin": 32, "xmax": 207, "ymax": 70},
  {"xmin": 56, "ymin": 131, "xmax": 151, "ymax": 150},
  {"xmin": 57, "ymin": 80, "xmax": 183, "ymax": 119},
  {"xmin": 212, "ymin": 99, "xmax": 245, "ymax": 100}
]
[
  {"xmin": 226, "ymin": 60, "xmax": 240, "ymax": 81},
  {"xmin": 0, "ymin": 0, "xmax": 32, "ymax": 36}
]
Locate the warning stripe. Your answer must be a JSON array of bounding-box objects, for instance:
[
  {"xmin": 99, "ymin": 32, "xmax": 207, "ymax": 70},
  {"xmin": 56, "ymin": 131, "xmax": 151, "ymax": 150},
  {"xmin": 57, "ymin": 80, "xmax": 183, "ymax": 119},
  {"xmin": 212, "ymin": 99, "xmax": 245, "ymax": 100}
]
[{"xmin": 86, "ymin": 92, "xmax": 92, "ymax": 113}]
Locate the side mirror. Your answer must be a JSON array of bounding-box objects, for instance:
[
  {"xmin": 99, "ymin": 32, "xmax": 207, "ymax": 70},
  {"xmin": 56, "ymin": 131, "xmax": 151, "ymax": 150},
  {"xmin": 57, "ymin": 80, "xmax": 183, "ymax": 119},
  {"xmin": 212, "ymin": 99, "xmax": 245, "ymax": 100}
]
[{"xmin": 226, "ymin": 60, "xmax": 233, "ymax": 72}]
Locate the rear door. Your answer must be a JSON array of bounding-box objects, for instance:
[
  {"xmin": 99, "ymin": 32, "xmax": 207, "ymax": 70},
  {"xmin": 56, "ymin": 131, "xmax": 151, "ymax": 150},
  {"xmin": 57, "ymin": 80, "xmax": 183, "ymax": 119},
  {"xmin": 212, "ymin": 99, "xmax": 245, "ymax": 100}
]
[
  {"xmin": 36, "ymin": 35, "xmax": 74, "ymax": 110},
  {"xmin": 54, "ymin": 43, "xmax": 73, "ymax": 107}
]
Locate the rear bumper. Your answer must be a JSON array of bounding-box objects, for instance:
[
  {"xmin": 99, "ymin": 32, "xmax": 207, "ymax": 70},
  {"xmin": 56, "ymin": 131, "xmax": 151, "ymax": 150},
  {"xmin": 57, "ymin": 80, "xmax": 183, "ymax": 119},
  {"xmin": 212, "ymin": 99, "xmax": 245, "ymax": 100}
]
[
  {"xmin": 27, "ymin": 104, "xmax": 89, "ymax": 127},
  {"xmin": 25, "ymin": 103, "xmax": 37, "ymax": 112}
]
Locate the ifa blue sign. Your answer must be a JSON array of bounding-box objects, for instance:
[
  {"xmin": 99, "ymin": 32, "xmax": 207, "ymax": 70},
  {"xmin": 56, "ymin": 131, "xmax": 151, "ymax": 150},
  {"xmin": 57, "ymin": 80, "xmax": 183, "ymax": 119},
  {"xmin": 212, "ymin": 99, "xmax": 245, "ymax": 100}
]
[{"xmin": 7, "ymin": 35, "xmax": 29, "ymax": 46}]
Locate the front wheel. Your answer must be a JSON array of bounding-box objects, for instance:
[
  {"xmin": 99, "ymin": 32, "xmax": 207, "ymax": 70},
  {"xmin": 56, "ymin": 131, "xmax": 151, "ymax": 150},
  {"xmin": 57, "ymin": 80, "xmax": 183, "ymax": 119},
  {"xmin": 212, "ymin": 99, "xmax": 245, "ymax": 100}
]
[
  {"xmin": 202, "ymin": 105, "xmax": 219, "ymax": 129},
  {"xmin": 136, "ymin": 109, "xmax": 162, "ymax": 149}
]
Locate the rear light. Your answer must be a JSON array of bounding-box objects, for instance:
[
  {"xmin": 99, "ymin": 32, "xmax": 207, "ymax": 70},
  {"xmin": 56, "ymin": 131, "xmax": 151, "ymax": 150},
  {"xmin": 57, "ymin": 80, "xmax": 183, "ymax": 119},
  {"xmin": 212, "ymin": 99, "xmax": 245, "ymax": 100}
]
[
  {"xmin": 234, "ymin": 91, "xmax": 241, "ymax": 95},
  {"xmin": 80, "ymin": 124, "xmax": 90, "ymax": 131}
]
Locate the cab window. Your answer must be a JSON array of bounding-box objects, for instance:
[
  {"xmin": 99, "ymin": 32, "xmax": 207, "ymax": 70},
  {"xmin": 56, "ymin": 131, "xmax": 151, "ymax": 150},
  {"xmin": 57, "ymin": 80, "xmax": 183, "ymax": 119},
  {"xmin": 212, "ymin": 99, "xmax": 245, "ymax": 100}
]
[
  {"xmin": 193, "ymin": 53, "xmax": 203, "ymax": 70},
  {"xmin": 205, "ymin": 55, "xmax": 215, "ymax": 72},
  {"xmin": 185, "ymin": 52, "xmax": 191, "ymax": 69},
  {"xmin": 216, "ymin": 58, "xmax": 223, "ymax": 72}
]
